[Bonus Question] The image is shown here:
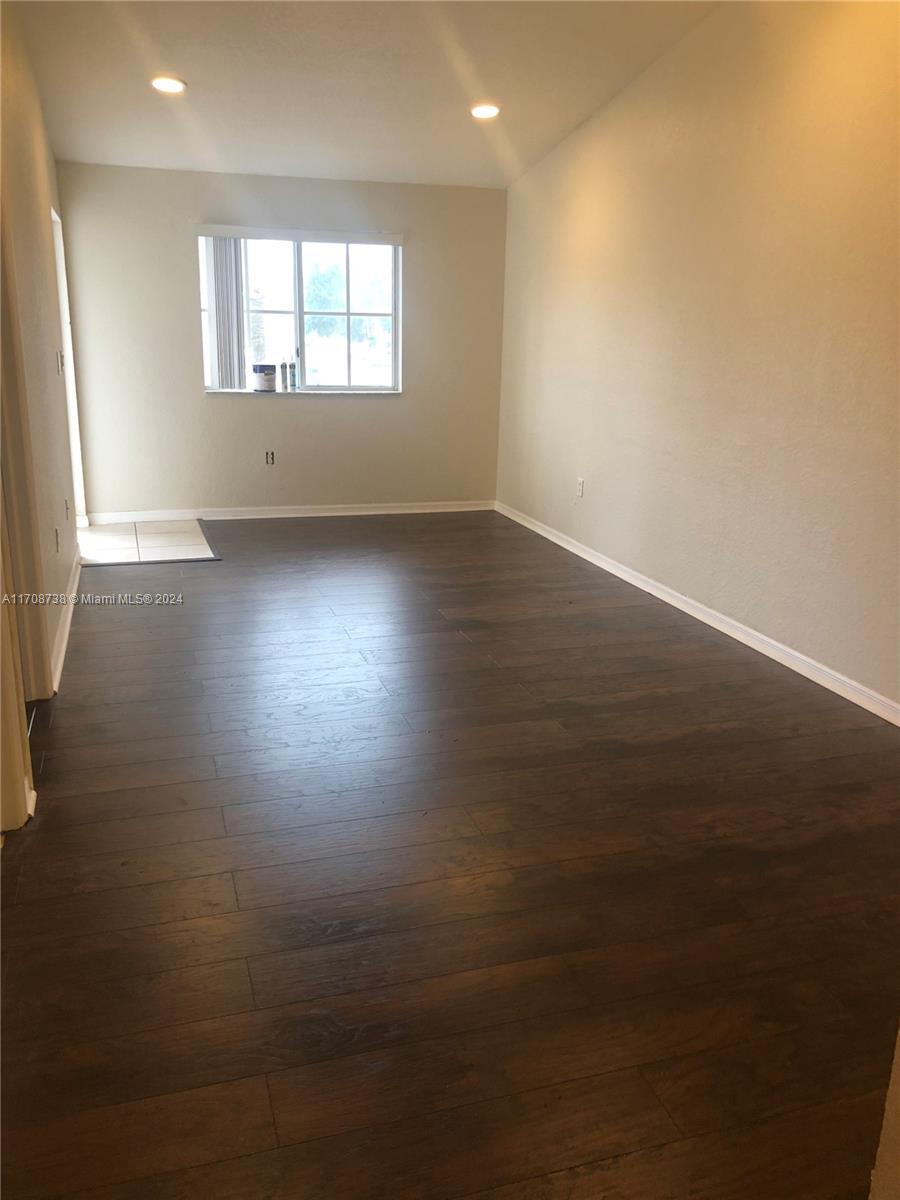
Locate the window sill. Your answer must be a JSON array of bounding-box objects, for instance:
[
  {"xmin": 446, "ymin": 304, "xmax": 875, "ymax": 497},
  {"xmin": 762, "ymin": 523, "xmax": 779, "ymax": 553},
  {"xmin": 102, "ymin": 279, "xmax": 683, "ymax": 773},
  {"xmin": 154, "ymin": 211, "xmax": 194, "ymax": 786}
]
[{"xmin": 205, "ymin": 388, "xmax": 403, "ymax": 396}]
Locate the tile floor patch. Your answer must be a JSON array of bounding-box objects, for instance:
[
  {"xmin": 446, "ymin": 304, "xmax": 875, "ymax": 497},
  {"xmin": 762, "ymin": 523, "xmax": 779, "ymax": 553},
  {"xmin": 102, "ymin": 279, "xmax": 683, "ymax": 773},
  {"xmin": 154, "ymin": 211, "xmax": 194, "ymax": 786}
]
[{"xmin": 79, "ymin": 521, "xmax": 216, "ymax": 565}]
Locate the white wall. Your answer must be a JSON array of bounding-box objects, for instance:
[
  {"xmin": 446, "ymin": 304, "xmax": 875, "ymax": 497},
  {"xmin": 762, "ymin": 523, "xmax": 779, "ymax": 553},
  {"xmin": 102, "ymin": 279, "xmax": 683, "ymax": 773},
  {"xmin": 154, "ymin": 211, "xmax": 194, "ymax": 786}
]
[
  {"xmin": 498, "ymin": 1, "xmax": 899, "ymax": 703},
  {"xmin": 1, "ymin": 10, "xmax": 79, "ymax": 668},
  {"xmin": 871, "ymin": 1030, "xmax": 900, "ymax": 1199},
  {"xmin": 57, "ymin": 163, "xmax": 506, "ymax": 515}
]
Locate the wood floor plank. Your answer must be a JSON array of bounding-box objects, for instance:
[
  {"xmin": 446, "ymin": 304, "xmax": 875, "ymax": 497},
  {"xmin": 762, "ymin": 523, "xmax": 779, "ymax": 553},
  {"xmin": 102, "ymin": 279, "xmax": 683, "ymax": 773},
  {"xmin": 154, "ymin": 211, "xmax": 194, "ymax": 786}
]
[
  {"xmin": 30, "ymin": 711, "xmax": 215, "ymax": 750},
  {"xmin": 39, "ymin": 712, "xmax": 418, "ymax": 774},
  {"xmin": 267, "ymin": 966, "xmax": 843, "ymax": 1144},
  {"xmin": 641, "ymin": 1014, "xmax": 898, "ymax": 1135},
  {"xmin": 233, "ymin": 797, "xmax": 900, "ymax": 912},
  {"xmin": 38, "ymin": 756, "xmax": 217, "ymax": 800},
  {"xmin": 42, "ymin": 680, "xmax": 535, "ymax": 747},
  {"xmin": 248, "ymin": 903, "xmax": 635, "ymax": 1007},
  {"xmin": 41, "ymin": 708, "xmax": 883, "ymax": 810},
  {"xmin": 402, "ymin": 679, "xmax": 845, "ymax": 736},
  {"xmin": 15, "ymin": 808, "xmax": 480, "ymax": 901},
  {"xmin": 567, "ymin": 898, "xmax": 900, "ymax": 1006},
  {"xmin": 453, "ymin": 1091, "xmax": 886, "ymax": 1200},
  {"xmin": 5, "ymin": 849, "xmax": 747, "ymax": 988},
  {"xmin": 33, "ymin": 743, "xmax": 900, "ymax": 833},
  {"xmin": 6, "ymin": 957, "xmax": 587, "ymax": 1122},
  {"xmin": 467, "ymin": 776, "xmax": 900, "ymax": 840},
  {"xmin": 1, "ymin": 1076, "xmax": 276, "ymax": 1199},
  {"xmin": 201, "ymin": 721, "xmax": 900, "ymax": 803},
  {"xmin": 3, "ymin": 874, "xmax": 238, "ymax": 949},
  {"xmin": 23, "ymin": 807, "xmax": 227, "ymax": 859},
  {"xmin": 41, "ymin": 1071, "xmax": 678, "ymax": 1200},
  {"xmin": 60, "ymin": 643, "xmax": 497, "ymax": 691},
  {"xmin": 219, "ymin": 788, "xmax": 481, "ymax": 836},
  {"xmin": 3, "ymin": 959, "xmax": 254, "ymax": 1044},
  {"xmin": 232, "ymin": 817, "xmax": 658, "ymax": 910},
  {"xmin": 208, "ymin": 682, "xmax": 536, "ymax": 734},
  {"xmin": 30, "ymin": 767, "xmax": 368, "ymax": 827},
  {"xmin": 46, "ymin": 679, "xmax": 395, "ymax": 731},
  {"xmin": 210, "ymin": 718, "xmax": 567, "ymax": 778}
]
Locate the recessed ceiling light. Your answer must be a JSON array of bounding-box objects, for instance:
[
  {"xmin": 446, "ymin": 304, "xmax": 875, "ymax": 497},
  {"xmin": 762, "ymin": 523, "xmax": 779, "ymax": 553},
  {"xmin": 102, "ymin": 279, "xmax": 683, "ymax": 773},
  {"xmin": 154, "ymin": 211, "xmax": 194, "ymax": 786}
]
[
  {"xmin": 471, "ymin": 103, "xmax": 500, "ymax": 120},
  {"xmin": 152, "ymin": 76, "xmax": 187, "ymax": 95}
]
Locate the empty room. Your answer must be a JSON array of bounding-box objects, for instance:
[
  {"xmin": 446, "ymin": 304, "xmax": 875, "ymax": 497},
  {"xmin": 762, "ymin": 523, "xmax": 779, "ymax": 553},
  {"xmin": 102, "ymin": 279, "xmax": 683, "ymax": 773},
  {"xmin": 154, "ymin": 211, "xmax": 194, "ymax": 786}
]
[{"xmin": 2, "ymin": 1, "xmax": 900, "ymax": 1196}]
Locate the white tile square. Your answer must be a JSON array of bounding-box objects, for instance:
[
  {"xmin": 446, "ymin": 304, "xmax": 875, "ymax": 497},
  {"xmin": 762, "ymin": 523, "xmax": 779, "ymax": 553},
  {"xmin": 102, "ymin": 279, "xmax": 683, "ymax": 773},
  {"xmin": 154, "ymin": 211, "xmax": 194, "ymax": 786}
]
[
  {"xmin": 136, "ymin": 520, "xmax": 203, "ymax": 534},
  {"xmin": 81, "ymin": 532, "xmax": 138, "ymax": 549},
  {"xmin": 138, "ymin": 546, "xmax": 214, "ymax": 562},
  {"xmin": 136, "ymin": 532, "xmax": 208, "ymax": 547},
  {"xmin": 79, "ymin": 523, "xmax": 139, "ymax": 564},
  {"xmin": 81, "ymin": 548, "xmax": 140, "ymax": 564}
]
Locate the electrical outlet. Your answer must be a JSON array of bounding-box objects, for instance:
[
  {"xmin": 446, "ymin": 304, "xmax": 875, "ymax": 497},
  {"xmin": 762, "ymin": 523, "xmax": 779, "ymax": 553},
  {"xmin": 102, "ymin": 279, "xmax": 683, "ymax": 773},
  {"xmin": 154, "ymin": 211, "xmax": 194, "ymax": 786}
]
[
  {"xmin": 265, "ymin": 450, "xmax": 275, "ymax": 466},
  {"xmin": 576, "ymin": 477, "xmax": 585, "ymax": 498}
]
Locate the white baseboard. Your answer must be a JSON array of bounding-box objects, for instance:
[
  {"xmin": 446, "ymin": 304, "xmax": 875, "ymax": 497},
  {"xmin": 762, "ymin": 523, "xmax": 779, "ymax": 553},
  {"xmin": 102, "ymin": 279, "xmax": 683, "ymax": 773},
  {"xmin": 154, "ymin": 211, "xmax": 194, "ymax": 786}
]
[
  {"xmin": 50, "ymin": 552, "xmax": 81, "ymax": 692},
  {"xmin": 88, "ymin": 501, "xmax": 495, "ymax": 524},
  {"xmin": 495, "ymin": 500, "xmax": 900, "ymax": 727}
]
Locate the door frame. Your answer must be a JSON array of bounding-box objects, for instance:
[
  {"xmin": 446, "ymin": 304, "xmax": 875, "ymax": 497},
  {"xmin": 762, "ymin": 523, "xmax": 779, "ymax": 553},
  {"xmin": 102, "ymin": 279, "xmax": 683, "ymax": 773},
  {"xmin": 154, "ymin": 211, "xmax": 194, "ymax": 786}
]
[
  {"xmin": 1, "ymin": 211, "xmax": 54, "ymax": 700},
  {"xmin": 50, "ymin": 208, "xmax": 88, "ymax": 526}
]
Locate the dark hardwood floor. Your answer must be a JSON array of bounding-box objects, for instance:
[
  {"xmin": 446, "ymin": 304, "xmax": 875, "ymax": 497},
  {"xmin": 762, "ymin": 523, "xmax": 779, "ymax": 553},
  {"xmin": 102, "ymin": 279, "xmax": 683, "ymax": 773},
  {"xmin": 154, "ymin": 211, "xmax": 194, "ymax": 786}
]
[{"xmin": 3, "ymin": 510, "xmax": 899, "ymax": 1199}]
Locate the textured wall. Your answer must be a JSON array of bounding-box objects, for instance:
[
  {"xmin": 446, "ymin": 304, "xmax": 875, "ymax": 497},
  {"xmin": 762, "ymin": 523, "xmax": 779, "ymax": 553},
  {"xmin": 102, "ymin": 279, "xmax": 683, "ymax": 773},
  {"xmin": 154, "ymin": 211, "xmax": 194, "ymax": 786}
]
[
  {"xmin": 58, "ymin": 163, "xmax": 506, "ymax": 515},
  {"xmin": 1, "ymin": 11, "xmax": 78, "ymax": 655},
  {"xmin": 871, "ymin": 1030, "xmax": 900, "ymax": 1197},
  {"xmin": 498, "ymin": 2, "xmax": 899, "ymax": 701}
]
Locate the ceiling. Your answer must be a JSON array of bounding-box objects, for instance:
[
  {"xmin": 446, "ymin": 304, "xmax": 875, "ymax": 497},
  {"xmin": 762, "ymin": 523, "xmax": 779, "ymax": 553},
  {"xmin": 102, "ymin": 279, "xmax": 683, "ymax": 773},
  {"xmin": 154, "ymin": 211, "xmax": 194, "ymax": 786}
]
[{"xmin": 14, "ymin": 1, "xmax": 714, "ymax": 188}]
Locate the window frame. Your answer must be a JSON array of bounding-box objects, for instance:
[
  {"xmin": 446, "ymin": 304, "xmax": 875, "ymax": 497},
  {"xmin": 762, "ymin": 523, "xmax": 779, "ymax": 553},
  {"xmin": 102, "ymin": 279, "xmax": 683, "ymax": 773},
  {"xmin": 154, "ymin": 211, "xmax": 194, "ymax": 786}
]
[
  {"xmin": 199, "ymin": 238, "xmax": 223, "ymax": 389},
  {"xmin": 200, "ymin": 225, "xmax": 402, "ymax": 394}
]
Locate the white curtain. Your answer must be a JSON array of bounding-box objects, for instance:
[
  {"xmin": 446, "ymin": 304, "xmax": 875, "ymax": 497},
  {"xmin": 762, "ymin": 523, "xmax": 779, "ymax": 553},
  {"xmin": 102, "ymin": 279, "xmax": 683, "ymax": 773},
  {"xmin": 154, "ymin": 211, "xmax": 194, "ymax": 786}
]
[{"xmin": 211, "ymin": 236, "xmax": 245, "ymax": 389}]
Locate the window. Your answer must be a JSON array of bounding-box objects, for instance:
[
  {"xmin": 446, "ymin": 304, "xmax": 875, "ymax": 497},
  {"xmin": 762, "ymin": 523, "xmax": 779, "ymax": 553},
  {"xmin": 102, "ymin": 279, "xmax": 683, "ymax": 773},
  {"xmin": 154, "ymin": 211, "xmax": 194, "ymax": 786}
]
[{"xmin": 198, "ymin": 230, "xmax": 401, "ymax": 392}]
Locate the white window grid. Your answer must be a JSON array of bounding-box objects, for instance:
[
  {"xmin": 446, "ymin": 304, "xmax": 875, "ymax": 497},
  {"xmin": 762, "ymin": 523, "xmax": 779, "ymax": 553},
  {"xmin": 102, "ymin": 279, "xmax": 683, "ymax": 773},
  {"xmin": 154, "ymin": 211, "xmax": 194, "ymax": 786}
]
[{"xmin": 203, "ymin": 233, "xmax": 401, "ymax": 392}]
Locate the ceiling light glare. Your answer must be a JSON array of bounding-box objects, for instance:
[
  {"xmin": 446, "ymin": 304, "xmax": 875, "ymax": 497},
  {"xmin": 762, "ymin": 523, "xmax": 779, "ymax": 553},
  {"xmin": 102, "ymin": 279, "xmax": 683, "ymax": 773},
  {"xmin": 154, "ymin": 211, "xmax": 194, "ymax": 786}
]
[{"xmin": 152, "ymin": 76, "xmax": 187, "ymax": 95}]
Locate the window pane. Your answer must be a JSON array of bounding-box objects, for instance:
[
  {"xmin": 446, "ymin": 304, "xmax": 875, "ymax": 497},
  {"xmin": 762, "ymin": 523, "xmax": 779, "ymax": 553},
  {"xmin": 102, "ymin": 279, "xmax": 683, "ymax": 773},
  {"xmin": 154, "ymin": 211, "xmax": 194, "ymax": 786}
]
[
  {"xmin": 198, "ymin": 238, "xmax": 209, "ymax": 310},
  {"xmin": 302, "ymin": 242, "xmax": 347, "ymax": 313},
  {"xmin": 350, "ymin": 316, "xmax": 393, "ymax": 387},
  {"xmin": 304, "ymin": 315, "xmax": 348, "ymax": 386},
  {"xmin": 246, "ymin": 239, "xmax": 294, "ymax": 311},
  {"xmin": 246, "ymin": 311, "xmax": 295, "ymax": 373},
  {"xmin": 349, "ymin": 244, "xmax": 393, "ymax": 314}
]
